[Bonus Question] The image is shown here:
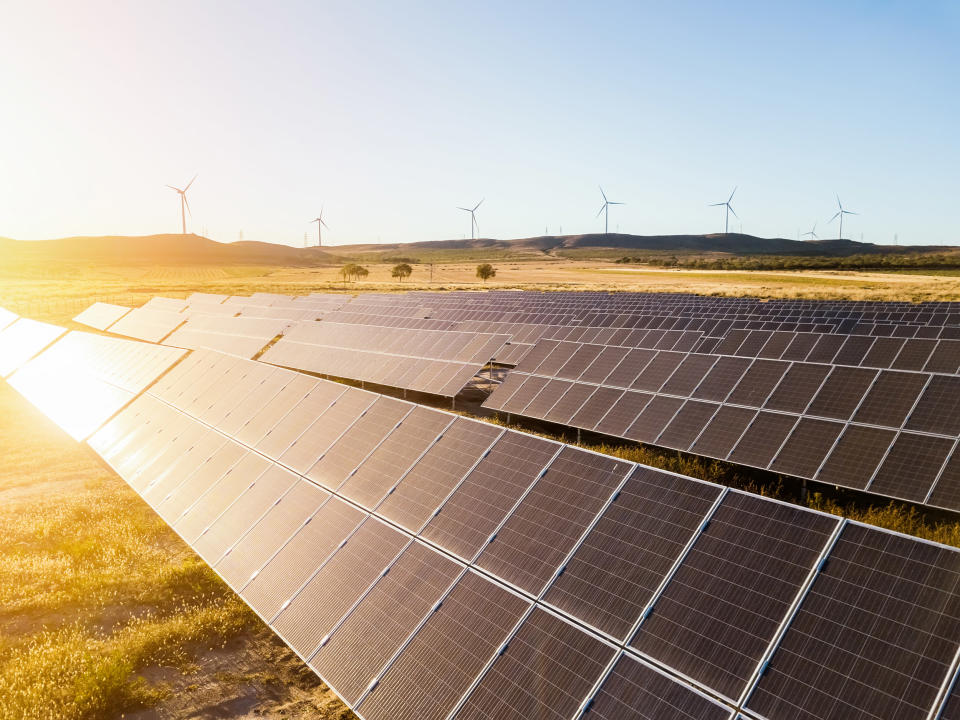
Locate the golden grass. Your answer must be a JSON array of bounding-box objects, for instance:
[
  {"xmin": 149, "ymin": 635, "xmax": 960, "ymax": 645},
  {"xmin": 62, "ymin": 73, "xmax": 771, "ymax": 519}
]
[{"xmin": 0, "ymin": 381, "xmax": 351, "ymax": 720}]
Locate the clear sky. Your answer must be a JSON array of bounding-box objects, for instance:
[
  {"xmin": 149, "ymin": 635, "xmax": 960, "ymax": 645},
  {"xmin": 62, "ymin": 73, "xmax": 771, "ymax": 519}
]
[{"xmin": 1, "ymin": 1, "xmax": 957, "ymax": 246}]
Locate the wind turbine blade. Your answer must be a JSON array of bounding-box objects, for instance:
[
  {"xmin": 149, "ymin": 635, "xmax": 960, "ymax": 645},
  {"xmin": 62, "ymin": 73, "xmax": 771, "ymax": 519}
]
[
  {"xmin": 608, "ymin": 201, "xmax": 624, "ymax": 205},
  {"xmin": 728, "ymin": 186, "xmax": 737, "ymax": 203},
  {"xmin": 321, "ymin": 219, "xmax": 329, "ymax": 229},
  {"xmin": 473, "ymin": 199, "xmax": 484, "ymax": 211},
  {"xmin": 727, "ymin": 205, "xmax": 739, "ymax": 219},
  {"xmin": 836, "ymin": 193, "xmax": 842, "ymax": 209},
  {"xmin": 457, "ymin": 207, "xmax": 471, "ymax": 212},
  {"xmin": 183, "ymin": 195, "xmax": 192, "ymax": 217},
  {"xmin": 596, "ymin": 205, "xmax": 606, "ymax": 218},
  {"xmin": 184, "ymin": 174, "xmax": 198, "ymax": 192},
  {"xmin": 166, "ymin": 185, "xmax": 180, "ymax": 192},
  {"xmin": 845, "ymin": 210, "xmax": 859, "ymax": 216},
  {"xmin": 829, "ymin": 211, "xmax": 841, "ymax": 223},
  {"xmin": 708, "ymin": 202, "xmax": 725, "ymax": 207},
  {"xmin": 599, "ymin": 186, "xmax": 607, "ymax": 203}
]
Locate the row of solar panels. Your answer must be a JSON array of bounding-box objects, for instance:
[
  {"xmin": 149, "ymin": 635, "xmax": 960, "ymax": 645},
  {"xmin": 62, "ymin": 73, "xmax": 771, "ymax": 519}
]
[
  {"xmin": 483, "ymin": 337, "xmax": 960, "ymax": 512},
  {"xmin": 5, "ymin": 309, "xmax": 960, "ymax": 719}
]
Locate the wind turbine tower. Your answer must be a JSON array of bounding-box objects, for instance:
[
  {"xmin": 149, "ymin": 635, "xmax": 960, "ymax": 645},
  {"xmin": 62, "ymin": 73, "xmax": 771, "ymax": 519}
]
[
  {"xmin": 596, "ymin": 186, "xmax": 623, "ymax": 234},
  {"xmin": 829, "ymin": 195, "xmax": 858, "ymax": 240},
  {"xmin": 310, "ymin": 210, "xmax": 329, "ymax": 247},
  {"xmin": 802, "ymin": 222, "xmax": 819, "ymax": 241},
  {"xmin": 458, "ymin": 199, "xmax": 483, "ymax": 240},
  {"xmin": 166, "ymin": 174, "xmax": 197, "ymax": 235},
  {"xmin": 709, "ymin": 186, "xmax": 738, "ymax": 235}
]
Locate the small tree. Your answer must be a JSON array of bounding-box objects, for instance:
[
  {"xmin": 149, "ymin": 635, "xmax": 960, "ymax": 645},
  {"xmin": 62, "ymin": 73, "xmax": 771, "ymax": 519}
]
[
  {"xmin": 339, "ymin": 263, "xmax": 369, "ymax": 282},
  {"xmin": 476, "ymin": 263, "xmax": 496, "ymax": 283},
  {"xmin": 391, "ymin": 263, "xmax": 413, "ymax": 282}
]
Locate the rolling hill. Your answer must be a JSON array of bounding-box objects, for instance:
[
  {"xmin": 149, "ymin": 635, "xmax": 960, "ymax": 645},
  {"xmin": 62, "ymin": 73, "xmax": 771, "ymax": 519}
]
[{"xmin": 1, "ymin": 232, "xmax": 954, "ymax": 267}]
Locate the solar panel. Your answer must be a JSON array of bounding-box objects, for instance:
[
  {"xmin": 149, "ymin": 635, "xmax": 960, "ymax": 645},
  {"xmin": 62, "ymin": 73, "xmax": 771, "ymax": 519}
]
[
  {"xmin": 726, "ymin": 360, "xmax": 789, "ymax": 407},
  {"xmin": 866, "ymin": 432, "xmax": 955, "ymax": 502},
  {"xmin": 306, "ymin": 396, "xmax": 412, "ymax": 490},
  {"xmin": 806, "ymin": 366, "xmax": 878, "ymax": 420},
  {"xmin": 691, "ymin": 356, "xmax": 753, "ymax": 402},
  {"xmin": 0, "ymin": 306, "xmax": 18, "ymax": 331},
  {"xmin": 420, "ymin": 433, "xmax": 560, "ymax": 562},
  {"xmin": 308, "ymin": 541, "xmax": 462, "ymax": 705},
  {"xmin": 816, "ymin": 424, "xmax": 898, "ymax": 489},
  {"xmin": 769, "ymin": 418, "xmax": 845, "ymax": 478},
  {"xmin": 339, "ymin": 406, "xmax": 453, "ymax": 508},
  {"xmin": 689, "ymin": 406, "xmax": 756, "ymax": 460},
  {"xmin": 73, "ymin": 301, "xmax": 131, "ymax": 331},
  {"xmin": 475, "ymin": 447, "xmax": 632, "ymax": 596},
  {"xmin": 630, "ymin": 492, "xmax": 840, "ymax": 702},
  {"xmin": 451, "ymin": 607, "xmax": 617, "ymax": 720},
  {"xmin": 108, "ymin": 307, "xmax": 186, "ymax": 343},
  {"xmin": 357, "ymin": 571, "xmax": 530, "ymax": 720},
  {"xmin": 583, "ymin": 653, "xmax": 734, "ymax": 720},
  {"xmin": 543, "ymin": 466, "xmax": 722, "ymax": 640},
  {"xmin": 745, "ymin": 522, "xmax": 960, "ymax": 720},
  {"xmin": 376, "ymin": 419, "xmax": 503, "ymax": 533},
  {"xmin": 656, "ymin": 400, "xmax": 720, "ymax": 451},
  {"xmin": 905, "ymin": 375, "xmax": 960, "ymax": 435},
  {"xmin": 624, "ymin": 395, "xmax": 685, "ymax": 444},
  {"xmin": 0, "ymin": 318, "xmax": 67, "ymax": 378},
  {"xmin": 851, "ymin": 370, "xmax": 929, "ymax": 427},
  {"xmin": 595, "ymin": 391, "xmax": 652, "ymax": 437},
  {"xmin": 214, "ymin": 479, "xmax": 331, "ymax": 589},
  {"xmin": 271, "ymin": 517, "xmax": 409, "ymax": 657},
  {"xmin": 727, "ymin": 412, "xmax": 798, "ymax": 468},
  {"xmin": 255, "ymin": 382, "xmax": 351, "ymax": 460}
]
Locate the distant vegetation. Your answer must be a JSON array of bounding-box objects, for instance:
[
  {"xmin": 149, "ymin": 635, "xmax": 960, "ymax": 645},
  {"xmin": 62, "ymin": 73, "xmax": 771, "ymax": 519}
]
[
  {"xmin": 476, "ymin": 263, "xmax": 496, "ymax": 282},
  {"xmin": 390, "ymin": 263, "xmax": 413, "ymax": 282},
  {"xmin": 615, "ymin": 252, "xmax": 960, "ymax": 271},
  {"xmin": 338, "ymin": 263, "xmax": 369, "ymax": 282}
]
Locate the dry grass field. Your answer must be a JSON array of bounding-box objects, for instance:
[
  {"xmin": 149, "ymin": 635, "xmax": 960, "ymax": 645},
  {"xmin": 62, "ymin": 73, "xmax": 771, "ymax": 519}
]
[{"xmin": 3, "ymin": 260, "xmax": 960, "ymax": 719}]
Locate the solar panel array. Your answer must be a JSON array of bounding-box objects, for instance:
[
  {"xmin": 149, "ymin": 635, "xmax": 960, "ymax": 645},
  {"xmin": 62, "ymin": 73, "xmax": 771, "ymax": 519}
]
[
  {"xmin": 8, "ymin": 330, "xmax": 185, "ymax": 440},
  {"xmin": 260, "ymin": 322, "xmax": 509, "ymax": 397},
  {"xmin": 0, "ymin": 305, "xmax": 19, "ymax": 331},
  {"xmin": 108, "ymin": 306, "xmax": 188, "ymax": 343},
  {"xmin": 483, "ymin": 336, "xmax": 960, "ymax": 512},
  {"xmin": 3, "ymin": 314, "xmax": 958, "ymax": 720}
]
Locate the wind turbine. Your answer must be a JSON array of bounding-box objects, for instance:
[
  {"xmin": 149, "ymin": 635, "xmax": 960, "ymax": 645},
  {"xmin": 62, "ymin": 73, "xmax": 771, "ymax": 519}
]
[
  {"xmin": 310, "ymin": 210, "xmax": 329, "ymax": 247},
  {"xmin": 166, "ymin": 174, "xmax": 197, "ymax": 235},
  {"xmin": 458, "ymin": 199, "xmax": 483, "ymax": 240},
  {"xmin": 802, "ymin": 222, "xmax": 819, "ymax": 240},
  {"xmin": 829, "ymin": 195, "xmax": 858, "ymax": 240},
  {"xmin": 596, "ymin": 186, "xmax": 623, "ymax": 234},
  {"xmin": 709, "ymin": 186, "xmax": 738, "ymax": 234}
]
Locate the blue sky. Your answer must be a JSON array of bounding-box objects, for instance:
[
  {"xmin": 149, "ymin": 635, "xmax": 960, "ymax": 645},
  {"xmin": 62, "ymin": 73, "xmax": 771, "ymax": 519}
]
[{"xmin": 1, "ymin": 1, "xmax": 957, "ymax": 245}]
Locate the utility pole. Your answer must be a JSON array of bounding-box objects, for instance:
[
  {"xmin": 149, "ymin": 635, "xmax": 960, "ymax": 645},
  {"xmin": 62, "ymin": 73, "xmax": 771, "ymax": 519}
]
[{"xmin": 430, "ymin": 263, "xmax": 434, "ymax": 283}]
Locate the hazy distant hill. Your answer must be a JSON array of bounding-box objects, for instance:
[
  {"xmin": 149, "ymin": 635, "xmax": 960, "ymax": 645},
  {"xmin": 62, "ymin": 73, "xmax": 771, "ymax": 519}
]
[
  {"xmin": 337, "ymin": 233, "xmax": 955, "ymax": 258},
  {"xmin": 0, "ymin": 232, "xmax": 952, "ymax": 267},
  {"xmin": 0, "ymin": 234, "xmax": 335, "ymax": 266}
]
